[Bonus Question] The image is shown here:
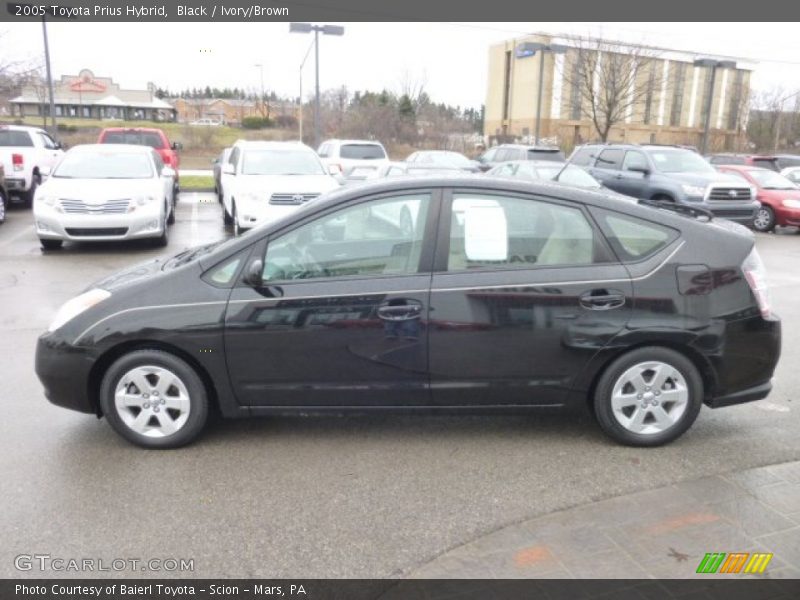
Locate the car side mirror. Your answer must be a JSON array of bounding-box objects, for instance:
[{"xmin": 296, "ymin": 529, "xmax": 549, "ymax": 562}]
[
  {"xmin": 627, "ymin": 165, "xmax": 650, "ymax": 175},
  {"xmin": 243, "ymin": 259, "xmax": 263, "ymax": 287},
  {"xmin": 222, "ymin": 163, "xmax": 235, "ymax": 175},
  {"xmin": 54, "ymin": 142, "xmax": 63, "ymax": 150},
  {"xmin": 39, "ymin": 165, "xmax": 52, "ymax": 178},
  {"xmin": 171, "ymin": 142, "xmax": 183, "ymax": 151}
]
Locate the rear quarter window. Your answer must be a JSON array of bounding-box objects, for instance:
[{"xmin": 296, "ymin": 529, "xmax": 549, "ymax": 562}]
[
  {"xmin": 569, "ymin": 146, "xmax": 597, "ymax": 167},
  {"xmin": 592, "ymin": 209, "xmax": 678, "ymax": 262}
]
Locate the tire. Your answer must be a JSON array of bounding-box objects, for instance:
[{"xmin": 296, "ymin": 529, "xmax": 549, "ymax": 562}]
[
  {"xmin": 99, "ymin": 349, "xmax": 209, "ymax": 449},
  {"xmin": 22, "ymin": 175, "xmax": 38, "ymax": 209},
  {"xmin": 233, "ymin": 202, "xmax": 241, "ymax": 237},
  {"xmin": 154, "ymin": 209, "xmax": 169, "ymax": 247},
  {"xmin": 752, "ymin": 205, "xmax": 776, "ymax": 232},
  {"xmin": 40, "ymin": 239, "xmax": 63, "ymax": 251},
  {"xmin": 593, "ymin": 346, "xmax": 703, "ymax": 447},
  {"xmin": 167, "ymin": 199, "xmax": 176, "ymax": 225},
  {"xmin": 223, "ymin": 198, "xmax": 233, "ymax": 226},
  {"xmin": 0, "ymin": 191, "xmax": 6, "ymax": 224}
]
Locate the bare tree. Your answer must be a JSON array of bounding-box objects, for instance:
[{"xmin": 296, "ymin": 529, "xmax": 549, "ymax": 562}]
[
  {"xmin": 398, "ymin": 69, "xmax": 428, "ymax": 112},
  {"xmin": 559, "ymin": 36, "xmax": 663, "ymax": 142}
]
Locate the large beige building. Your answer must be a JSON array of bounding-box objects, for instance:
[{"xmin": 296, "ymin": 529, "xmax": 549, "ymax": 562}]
[{"xmin": 485, "ymin": 34, "xmax": 755, "ymax": 151}]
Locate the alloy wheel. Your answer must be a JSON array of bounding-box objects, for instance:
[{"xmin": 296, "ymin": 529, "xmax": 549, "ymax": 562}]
[
  {"xmin": 609, "ymin": 361, "xmax": 689, "ymax": 435},
  {"xmin": 114, "ymin": 365, "xmax": 191, "ymax": 438},
  {"xmin": 753, "ymin": 207, "xmax": 773, "ymax": 231}
]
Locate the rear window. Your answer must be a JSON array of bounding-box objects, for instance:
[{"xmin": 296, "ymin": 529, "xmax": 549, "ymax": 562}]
[
  {"xmin": 569, "ymin": 146, "xmax": 597, "ymax": 167},
  {"xmin": 527, "ymin": 149, "xmax": 565, "ymax": 162},
  {"xmin": 0, "ymin": 130, "xmax": 34, "ymax": 147},
  {"xmin": 752, "ymin": 158, "xmax": 779, "ymax": 171},
  {"xmin": 101, "ymin": 131, "xmax": 165, "ymax": 149},
  {"xmin": 340, "ymin": 144, "xmax": 386, "ymax": 160},
  {"xmin": 595, "ymin": 209, "xmax": 677, "ymax": 261}
]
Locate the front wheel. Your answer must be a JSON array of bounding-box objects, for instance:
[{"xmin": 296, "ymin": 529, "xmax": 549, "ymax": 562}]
[
  {"xmin": 99, "ymin": 349, "xmax": 209, "ymax": 449},
  {"xmin": 22, "ymin": 176, "xmax": 39, "ymax": 209},
  {"xmin": 753, "ymin": 205, "xmax": 776, "ymax": 232},
  {"xmin": 593, "ymin": 347, "xmax": 703, "ymax": 447}
]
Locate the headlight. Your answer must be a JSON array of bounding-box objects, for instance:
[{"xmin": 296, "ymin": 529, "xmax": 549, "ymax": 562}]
[
  {"xmin": 681, "ymin": 184, "xmax": 706, "ymax": 197},
  {"xmin": 48, "ymin": 289, "xmax": 111, "ymax": 333},
  {"xmin": 782, "ymin": 199, "xmax": 800, "ymax": 209}
]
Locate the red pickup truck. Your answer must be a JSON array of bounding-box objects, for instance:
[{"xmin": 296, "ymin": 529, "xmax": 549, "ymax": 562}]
[{"xmin": 98, "ymin": 127, "xmax": 182, "ymax": 194}]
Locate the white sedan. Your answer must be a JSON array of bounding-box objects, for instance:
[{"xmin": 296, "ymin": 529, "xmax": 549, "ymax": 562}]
[{"xmin": 34, "ymin": 144, "xmax": 176, "ymax": 250}]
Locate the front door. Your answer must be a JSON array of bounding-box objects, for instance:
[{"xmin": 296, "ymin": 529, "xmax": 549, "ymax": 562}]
[
  {"xmin": 429, "ymin": 189, "xmax": 632, "ymax": 407},
  {"xmin": 225, "ymin": 190, "xmax": 439, "ymax": 407}
]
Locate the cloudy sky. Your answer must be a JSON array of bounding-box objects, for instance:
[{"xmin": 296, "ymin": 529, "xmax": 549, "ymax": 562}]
[{"xmin": 3, "ymin": 22, "xmax": 800, "ymax": 107}]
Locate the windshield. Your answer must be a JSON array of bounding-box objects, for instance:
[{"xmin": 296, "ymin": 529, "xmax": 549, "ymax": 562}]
[
  {"xmin": 53, "ymin": 151, "xmax": 153, "ymax": 179},
  {"xmin": 101, "ymin": 131, "xmax": 164, "ymax": 149},
  {"xmin": 750, "ymin": 169, "xmax": 797, "ymax": 189},
  {"xmin": 649, "ymin": 149, "xmax": 715, "ymax": 174},
  {"xmin": 541, "ymin": 165, "xmax": 602, "ymax": 188},
  {"xmin": 242, "ymin": 149, "xmax": 325, "ymax": 176},
  {"xmin": 340, "ymin": 144, "xmax": 386, "ymax": 159}
]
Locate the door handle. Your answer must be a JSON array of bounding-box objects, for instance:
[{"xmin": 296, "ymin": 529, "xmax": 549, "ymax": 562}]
[
  {"xmin": 377, "ymin": 300, "xmax": 423, "ymax": 321},
  {"xmin": 579, "ymin": 289, "xmax": 626, "ymax": 310}
]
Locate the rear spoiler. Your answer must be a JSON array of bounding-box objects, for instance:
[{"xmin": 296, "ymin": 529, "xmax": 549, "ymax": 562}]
[{"xmin": 638, "ymin": 198, "xmax": 714, "ymax": 222}]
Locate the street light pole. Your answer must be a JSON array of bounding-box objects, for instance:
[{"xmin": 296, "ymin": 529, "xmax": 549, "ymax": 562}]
[
  {"xmin": 515, "ymin": 42, "xmax": 567, "ymax": 145},
  {"xmin": 290, "ymin": 22, "xmax": 345, "ymax": 149},
  {"xmin": 41, "ymin": 16, "xmax": 57, "ymax": 134},
  {"xmin": 694, "ymin": 58, "xmax": 736, "ymax": 155},
  {"xmin": 298, "ymin": 38, "xmax": 315, "ymax": 142}
]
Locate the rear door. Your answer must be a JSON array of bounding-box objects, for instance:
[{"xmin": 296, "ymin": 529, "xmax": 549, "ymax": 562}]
[
  {"xmin": 616, "ymin": 150, "xmax": 650, "ymax": 199},
  {"xmin": 224, "ymin": 189, "xmax": 440, "ymax": 407},
  {"xmin": 590, "ymin": 148, "xmax": 625, "ymax": 192},
  {"xmin": 428, "ymin": 188, "xmax": 632, "ymax": 407}
]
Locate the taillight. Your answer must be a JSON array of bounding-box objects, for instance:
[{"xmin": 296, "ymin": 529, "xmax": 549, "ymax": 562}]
[
  {"xmin": 742, "ymin": 247, "xmax": 771, "ymax": 318},
  {"xmin": 12, "ymin": 153, "xmax": 23, "ymax": 171}
]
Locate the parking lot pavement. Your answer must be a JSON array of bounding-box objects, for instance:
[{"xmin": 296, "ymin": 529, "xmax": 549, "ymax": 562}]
[{"xmin": 1, "ymin": 203, "xmax": 800, "ymax": 578}]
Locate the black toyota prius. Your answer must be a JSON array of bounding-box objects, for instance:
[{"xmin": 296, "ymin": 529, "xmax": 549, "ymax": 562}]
[{"xmin": 35, "ymin": 177, "xmax": 781, "ymax": 448}]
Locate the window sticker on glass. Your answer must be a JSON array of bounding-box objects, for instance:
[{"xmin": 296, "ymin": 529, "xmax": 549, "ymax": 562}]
[{"xmin": 463, "ymin": 203, "xmax": 508, "ymax": 262}]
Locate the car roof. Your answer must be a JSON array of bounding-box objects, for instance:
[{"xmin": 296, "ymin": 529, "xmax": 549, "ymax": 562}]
[
  {"xmin": 234, "ymin": 140, "xmax": 311, "ymax": 149},
  {"xmin": 0, "ymin": 124, "xmax": 47, "ymax": 133},
  {"xmin": 328, "ymin": 139, "xmax": 385, "ymax": 146},
  {"xmin": 493, "ymin": 160, "xmax": 572, "ymax": 167},
  {"xmin": 68, "ymin": 143, "xmax": 153, "ymax": 154},
  {"xmin": 498, "ymin": 144, "xmax": 562, "ymax": 151},
  {"xmin": 100, "ymin": 127, "xmax": 163, "ymax": 133}
]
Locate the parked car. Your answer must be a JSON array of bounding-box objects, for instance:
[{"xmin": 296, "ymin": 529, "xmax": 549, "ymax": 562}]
[
  {"xmin": 372, "ymin": 161, "xmax": 476, "ymax": 180},
  {"xmin": 716, "ymin": 165, "xmax": 800, "ymax": 232},
  {"xmin": 569, "ymin": 144, "xmax": 759, "ymax": 224},
  {"xmin": 36, "ymin": 176, "xmax": 780, "ymax": 449},
  {"xmin": 0, "ymin": 124, "xmax": 64, "ymax": 207},
  {"xmin": 0, "ymin": 163, "xmax": 7, "ymax": 224},
  {"xmin": 476, "ymin": 144, "xmax": 566, "ymax": 171},
  {"xmin": 97, "ymin": 127, "xmax": 182, "ymax": 197},
  {"xmin": 212, "ymin": 147, "xmax": 232, "ymax": 203},
  {"xmin": 33, "ymin": 144, "xmax": 176, "ymax": 250},
  {"xmin": 189, "ymin": 118, "xmax": 221, "ymax": 126},
  {"xmin": 774, "ymin": 154, "xmax": 800, "ymax": 170},
  {"xmin": 219, "ymin": 140, "xmax": 340, "ymax": 236},
  {"xmin": 487, "ymin": 160, "xmax": 632, "ymax": 195},
  {"xmin": 707, "ymin": 153, "xmax": 780, "ymax": 171},
  {"xmin": 406, "ymin": 150, "xmax": 481, "ymax": 172},
  {"xmin": 317, "ymin": 139, "xmax": 390, "ymax": 180}
]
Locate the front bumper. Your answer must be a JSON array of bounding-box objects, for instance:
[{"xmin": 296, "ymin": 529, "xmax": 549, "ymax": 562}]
[
  {"xmin": 695, "ymin": 200, "xmax": 759, "ymax": 224},
  {"xmin": 34, "ymin": 209, "xmax": 164, "ymax": 242},
  {"xmin": 35, "ymin": 333, "xmax": 97, "ymax": 414},
  {"xmin": 774, "ymin": 205, "xmax": 800, "ymax": 227}
]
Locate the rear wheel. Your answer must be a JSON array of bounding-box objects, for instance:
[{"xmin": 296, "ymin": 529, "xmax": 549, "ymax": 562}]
[
  {"xmin": 593, "ymin": 347, "xmax": 703, "ymax": 446},
  {"xmin": 22, "ymin": 175, "xmax": 39, "ymax": 209},
  {"xmin": 0, "ymin": 191, "xmax": 6, "ymax": 224},
  {"xmin": 753, "ymin": 205, "xmax": 776, "ymax": 232},
  {"xmin": 154, "ymin": 207, "xmax": 169, "ymax": 247},
  {"xmin": 223, "ymin": 198, "xmax": 233, "ymax": 226},
  {"xmin": 167, "ymin": 199, "xmax": 176, "ymax": 225},
  {"xmin": 100, "ymin": 349, "xmax": 209, "ymax": 449}
]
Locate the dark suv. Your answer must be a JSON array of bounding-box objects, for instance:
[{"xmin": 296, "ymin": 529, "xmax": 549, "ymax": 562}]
[
  {"xmin": 569, "ymin": 144, "xmax": 759, "ymax": 224},
  {"xmin": 477, "ymin": 144, "xmax": 565, "ymax": 171}
]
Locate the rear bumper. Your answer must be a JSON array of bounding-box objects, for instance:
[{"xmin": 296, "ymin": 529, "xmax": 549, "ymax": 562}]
[{"xmin": 707, "ymin": 380, "xmax": 772, "ymax": 408}]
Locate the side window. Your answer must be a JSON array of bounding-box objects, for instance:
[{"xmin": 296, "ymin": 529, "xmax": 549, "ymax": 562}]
[
  {"xmin": 318, "ymin": 143, "xmax": 330, "ymax": 158},
  {"xmin": 596, "ymin": 149, "xmax": 624, "ymax": 170},
  {"xmin": 152, "ymin": 151, "xmax": 164, "ymax": 174},
  {"xmin": 481, "ymin": 147, "xmax": 498, "ymax": 162},
  {"xmin": 448, "ymin": 194, "xmax": 601, "ymax": 272},
  {"xmin": 494, "ymin": 148, "xmax": 512, "ymax": 162},
  {"xmin": 263, "ymin": 194, "xmax": 431, "ymax": 282},
  {"xmin": 595, "ymin": 209, "xmax": 677, "ymax": 261},
  {"xmin": 228, "ymin": 147, "xmax": 240, "ymax": 169},
  {"xmin": 38, "ymin": 133, "xmax": 57, "ymax": 149},
  {"xmin": 622, "ymin": 151, "xmax": 648, "ymax": 172}
]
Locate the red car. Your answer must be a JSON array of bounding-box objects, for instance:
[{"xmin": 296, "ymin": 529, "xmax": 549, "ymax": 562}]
[
  {"xmin": 98, "ymin": 128, "xmax": 182, "ymax": 194},
  {"xmin": 717, "ymin": 165, "xmax": 800, "ymax": 231}
]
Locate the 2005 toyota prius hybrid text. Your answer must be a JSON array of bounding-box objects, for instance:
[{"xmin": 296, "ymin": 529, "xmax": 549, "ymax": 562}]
[{"xmin": 35, "ymin": 177, "xmax": 781, "ymax": 448}]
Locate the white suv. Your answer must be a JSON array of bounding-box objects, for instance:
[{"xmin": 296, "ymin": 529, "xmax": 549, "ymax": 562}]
[
  {"xmin": 220, "ymin": 141, "xmax": 340, "ymax": 235},
  {"xmin": 317, "ymin": 139, "xmax": 390, "ymax": 181},
  {"xmin": 0, "ymin": 124, "xmax": 64, "ymax": 207}
]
